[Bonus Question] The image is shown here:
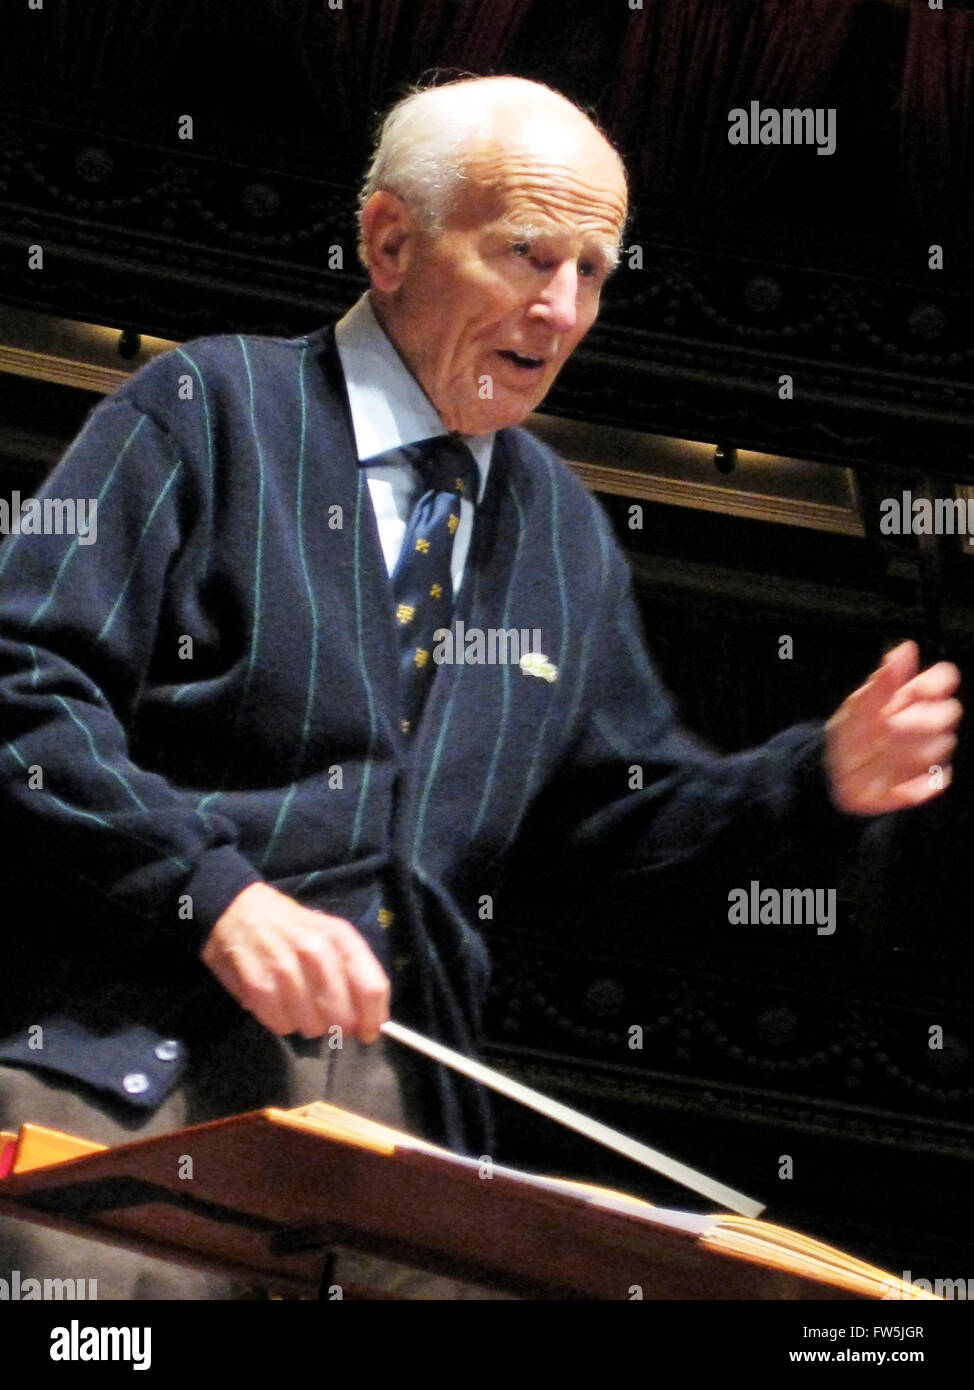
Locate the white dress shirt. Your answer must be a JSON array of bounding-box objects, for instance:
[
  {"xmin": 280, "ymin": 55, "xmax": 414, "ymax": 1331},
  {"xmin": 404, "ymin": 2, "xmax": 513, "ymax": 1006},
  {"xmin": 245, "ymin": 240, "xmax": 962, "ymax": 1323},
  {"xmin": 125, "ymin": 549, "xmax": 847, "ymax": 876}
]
[{"xmin": 334, "ymin": 293, "xmax": 494, "ymax": 595}]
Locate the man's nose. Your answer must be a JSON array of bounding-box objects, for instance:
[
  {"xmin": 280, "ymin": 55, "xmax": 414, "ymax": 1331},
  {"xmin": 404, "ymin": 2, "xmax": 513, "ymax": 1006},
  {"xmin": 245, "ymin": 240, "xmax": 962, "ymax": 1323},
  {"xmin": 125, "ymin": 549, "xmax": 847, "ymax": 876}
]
[{"xmin": 530, "ymin": 261, "xmax": 578, "ymax": 334}]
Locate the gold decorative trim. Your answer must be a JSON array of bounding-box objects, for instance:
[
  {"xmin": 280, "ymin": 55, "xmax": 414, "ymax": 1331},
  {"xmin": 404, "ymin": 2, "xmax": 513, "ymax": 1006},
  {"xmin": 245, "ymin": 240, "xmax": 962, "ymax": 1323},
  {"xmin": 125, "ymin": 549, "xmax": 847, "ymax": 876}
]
[
  {"xmin": 0, "ymin": 345, "xmax": 128, "ymax": 395},
  {"xmin": 0, "ymin": 317, "xmax": 864, "ymax": 542},
  {"xmin": 567, "ymin": 459, "xmax": 865, "ymax": 537}
]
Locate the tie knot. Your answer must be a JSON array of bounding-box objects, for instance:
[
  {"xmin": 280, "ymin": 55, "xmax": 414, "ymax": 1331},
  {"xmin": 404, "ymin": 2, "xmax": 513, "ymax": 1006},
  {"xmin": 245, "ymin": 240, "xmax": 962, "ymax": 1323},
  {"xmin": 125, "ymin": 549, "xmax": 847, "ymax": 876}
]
[{"xmin": 411, "ymin": 436, "xmax": 479, "ymax": 501}]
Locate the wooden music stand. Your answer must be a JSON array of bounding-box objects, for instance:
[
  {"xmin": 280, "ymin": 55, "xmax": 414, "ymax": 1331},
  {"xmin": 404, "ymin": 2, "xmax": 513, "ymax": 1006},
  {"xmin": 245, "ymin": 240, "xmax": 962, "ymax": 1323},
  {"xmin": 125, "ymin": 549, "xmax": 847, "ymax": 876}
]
[{"xmin": 0, "ymin": 1103, "xmax": 937, "ymax": 1300}]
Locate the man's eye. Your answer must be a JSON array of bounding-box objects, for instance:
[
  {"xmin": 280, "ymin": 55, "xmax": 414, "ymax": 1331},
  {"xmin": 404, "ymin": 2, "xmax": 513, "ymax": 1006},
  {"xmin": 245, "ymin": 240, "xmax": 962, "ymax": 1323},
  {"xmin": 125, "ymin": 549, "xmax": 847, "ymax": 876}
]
[
  {"xmin": 579, "ymin": 257, "xmax": 607, "ymax": 281},
  {"xmin": 511, "ymin": 242, "xmax": 532, "ymax": 258}
]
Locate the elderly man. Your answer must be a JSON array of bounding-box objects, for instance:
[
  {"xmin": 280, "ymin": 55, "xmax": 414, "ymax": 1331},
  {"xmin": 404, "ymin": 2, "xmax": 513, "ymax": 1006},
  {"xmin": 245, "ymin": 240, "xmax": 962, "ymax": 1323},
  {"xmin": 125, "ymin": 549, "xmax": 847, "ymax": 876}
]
[{"xmin": 0, "ymin": 76, "xmax": 961, "ymax": 1298}]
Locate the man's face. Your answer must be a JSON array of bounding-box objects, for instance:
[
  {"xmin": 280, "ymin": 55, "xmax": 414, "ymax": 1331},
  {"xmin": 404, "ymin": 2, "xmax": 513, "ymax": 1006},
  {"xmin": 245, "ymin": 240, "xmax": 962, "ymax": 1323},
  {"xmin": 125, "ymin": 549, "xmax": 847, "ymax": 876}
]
[{"xmin": 366, "ymin": 127, "xmax": 628, "ymax": 435}]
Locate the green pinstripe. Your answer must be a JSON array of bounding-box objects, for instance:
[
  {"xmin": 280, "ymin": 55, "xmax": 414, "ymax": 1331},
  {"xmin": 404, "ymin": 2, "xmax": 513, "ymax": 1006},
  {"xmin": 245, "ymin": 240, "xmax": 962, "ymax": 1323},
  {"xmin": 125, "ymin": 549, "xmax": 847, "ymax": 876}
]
[
  {"xmin": 299, "ymin": 463, "xmax": 379, "ymax": 892},
  {"xmin": 562, "ymin": 518, "xmax": 612, "ymax": 738},
  {"xmin": 216, "ymin": 337, "xmax": 268, "ymax": 788},
  {"xmin": 470, "ymin": 472, "xmax": 526, "ymax": 838},
  {"xmin": 261, "ymin": 342, "xmax": 318, "ymax": 873},
  {"xmin": 410, "ymin": 585, "xmax": 473, "ymax": 867},
  {"xmin": 501, "ymin": 452, "xmax": 571, "ymax": 851},
  {"xmin": 19, "ymin": 414, "xmax": 147, "ymax": 621},
  {"xmin": 52, "ymin": 694, "xmax": 150, "ymax": 812},
  {"xmin": 96, "ymin": 454, "xmax": 185, "ymax": 644},
  {"xmin": 174, "ymin": 346, "xmax": 215, "ymax": 574}
]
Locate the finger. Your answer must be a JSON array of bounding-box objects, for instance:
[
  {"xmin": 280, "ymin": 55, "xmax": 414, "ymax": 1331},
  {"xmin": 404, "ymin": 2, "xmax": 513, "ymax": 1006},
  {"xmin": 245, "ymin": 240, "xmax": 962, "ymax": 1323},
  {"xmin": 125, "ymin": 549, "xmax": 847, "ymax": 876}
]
[
  {"xmin": 201, "ymin": 937, "xmax": 259, "ymax": 1015},
  {"xmin": 840, "ymin": 641, "xmax": 918, "ymax": 724},
  {"xmin": 879, "ymin": 639, "xmax": 919, "ymax": 689},
  {"xmin": 211, "ymin": 926, "xmax": 326, "ymax": 1037},
  {"xmin": 272, "ymin": 945, "xmax": 337, "ymax": 1038},
  {"xmin": 840, "ymin": 739, "xmax": 955, "ymax": 807},
  {"xmin": 878, "ymin": 702, "xmax": 962, "ymax": 777},
  {"xmin": 291, "ymin": 926, "xmax": 357, "ymax": 1038},
  {"xmin": 872, "ymin": 765, "xmax": 953, "ymax": 813},
  {"xmin": 829, "ymin": 695, "xmax": 962, "ymax": 787},
  {"xmin": 853, "ymin": 734, "xmax": 957, "ymax": 793},
  {"xmin": 884, "ymin": 638, "xmax": 920, "ymax": 680},
  {"xmin": 882, "ymin": 662, "xmax": 962, "ymax": 715},
  {"xmin": 213, "ymin": 945, "xmax": 299, "ymax": 1036},
  {"xmin": 894, "ymin": 695, "xmax": 962, "ymax": 737},
  {"xmin": 247, "ymin": 979, "xmax": 304, "ymax": 1037},
  {"xmin": 201, "ymin": 942, "xmax": 254, "ymax": 1015},
  {"xmin": 329, "ymin": 919, "xmax": 391, "ymax": 1043}
]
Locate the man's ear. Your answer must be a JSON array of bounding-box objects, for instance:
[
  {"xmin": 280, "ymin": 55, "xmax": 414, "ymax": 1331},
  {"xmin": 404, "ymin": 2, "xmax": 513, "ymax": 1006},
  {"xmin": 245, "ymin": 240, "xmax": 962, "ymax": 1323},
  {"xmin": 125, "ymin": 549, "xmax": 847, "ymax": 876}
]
[{"xmin": 360, "ymin": 190, "xmax": 418, "ymax": 294}]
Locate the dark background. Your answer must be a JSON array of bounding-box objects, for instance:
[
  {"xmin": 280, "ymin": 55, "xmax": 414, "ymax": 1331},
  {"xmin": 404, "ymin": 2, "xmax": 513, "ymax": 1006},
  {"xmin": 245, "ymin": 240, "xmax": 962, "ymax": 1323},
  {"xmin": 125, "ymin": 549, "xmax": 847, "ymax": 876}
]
[{"xmin": 1, "ymin": 0, "xmax": 973, "ymax": 1283}]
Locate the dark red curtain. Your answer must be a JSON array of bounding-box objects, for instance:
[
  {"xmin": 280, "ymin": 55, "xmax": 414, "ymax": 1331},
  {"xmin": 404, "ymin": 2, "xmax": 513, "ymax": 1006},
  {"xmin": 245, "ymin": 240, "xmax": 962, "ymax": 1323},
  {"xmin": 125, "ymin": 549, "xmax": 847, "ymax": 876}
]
[
  {"xmin": 407, "ymin": 0, "xmax": 526, "ymax": 76},
  {"xmin": 303, "ymin": 0, "xmax": 529, "ymax": 140},
  {"xmin": 610, "ymin": 0, "xmax": 860, "ymax": 211},
  {"xmin": 2, "ymin": 1, "xmax": 530, "ymax": 148},
  {"xmin": 901, "ymin": 6, "xmax": 974, "ymax": 247}
]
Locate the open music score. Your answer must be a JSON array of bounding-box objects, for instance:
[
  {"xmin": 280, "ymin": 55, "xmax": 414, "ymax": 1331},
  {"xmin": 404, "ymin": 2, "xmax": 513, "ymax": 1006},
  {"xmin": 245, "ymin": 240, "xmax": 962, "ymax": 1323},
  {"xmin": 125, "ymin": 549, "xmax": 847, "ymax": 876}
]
[{"xmin": 0, "ymin": 1103, "xmax": 937, "ymax": 1300}]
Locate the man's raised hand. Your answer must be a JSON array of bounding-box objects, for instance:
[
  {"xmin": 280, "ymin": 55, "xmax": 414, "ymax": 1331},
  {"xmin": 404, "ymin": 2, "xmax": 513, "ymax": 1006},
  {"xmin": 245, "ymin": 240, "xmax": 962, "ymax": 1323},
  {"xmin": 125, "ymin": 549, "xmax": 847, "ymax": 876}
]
[
  {"xmin": 201, "ymin": 882, "xmax": 390, "ymax": 1042},
  {"xmin": 824, "ymin": 639, "xmax": 962, "ymax": 815}
]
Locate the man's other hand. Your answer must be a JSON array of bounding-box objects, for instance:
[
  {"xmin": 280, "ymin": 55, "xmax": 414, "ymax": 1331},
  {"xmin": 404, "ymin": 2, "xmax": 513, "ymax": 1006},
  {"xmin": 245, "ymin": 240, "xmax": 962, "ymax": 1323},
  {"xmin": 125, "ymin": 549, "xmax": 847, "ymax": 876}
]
[
  {"xmin": 201, "ymin": 883, "xmax": 390, "ymax": 1042},
  {"xmin": 824, "ymin": 639, "xmax": 962, "ymax": 815}
]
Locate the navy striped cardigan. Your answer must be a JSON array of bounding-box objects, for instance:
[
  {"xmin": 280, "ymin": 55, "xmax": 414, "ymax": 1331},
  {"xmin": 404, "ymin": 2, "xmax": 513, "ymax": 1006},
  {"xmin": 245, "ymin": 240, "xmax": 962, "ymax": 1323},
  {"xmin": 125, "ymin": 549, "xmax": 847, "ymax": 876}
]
[{"xmin": 0, "ymin": 327, "xmax": 841, "ymax": 1152}]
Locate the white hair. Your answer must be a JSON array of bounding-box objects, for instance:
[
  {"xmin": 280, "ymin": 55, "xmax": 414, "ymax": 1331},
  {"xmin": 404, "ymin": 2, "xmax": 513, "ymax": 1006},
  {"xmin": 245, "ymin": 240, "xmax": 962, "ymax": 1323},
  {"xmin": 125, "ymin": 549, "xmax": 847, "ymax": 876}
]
[{"xmin": 356, "ymin": 76, "xmax": 625, "ymax": 266}]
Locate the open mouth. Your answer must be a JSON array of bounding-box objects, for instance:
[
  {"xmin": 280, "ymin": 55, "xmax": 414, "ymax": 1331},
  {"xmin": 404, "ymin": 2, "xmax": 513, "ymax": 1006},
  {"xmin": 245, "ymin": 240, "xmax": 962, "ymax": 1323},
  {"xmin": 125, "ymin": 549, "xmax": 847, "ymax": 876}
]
[{"xmin": 496, "ymin": 350, "xmax": 545, "ymax": 370}]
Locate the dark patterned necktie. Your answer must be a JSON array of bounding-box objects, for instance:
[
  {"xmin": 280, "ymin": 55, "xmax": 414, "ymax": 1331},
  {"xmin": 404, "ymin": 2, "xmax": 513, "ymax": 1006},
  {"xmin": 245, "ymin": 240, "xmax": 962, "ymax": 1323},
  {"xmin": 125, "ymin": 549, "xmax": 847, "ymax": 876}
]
[{"xmin": 365, "ymin": 436, "xmax": 479, "ymax": 735}]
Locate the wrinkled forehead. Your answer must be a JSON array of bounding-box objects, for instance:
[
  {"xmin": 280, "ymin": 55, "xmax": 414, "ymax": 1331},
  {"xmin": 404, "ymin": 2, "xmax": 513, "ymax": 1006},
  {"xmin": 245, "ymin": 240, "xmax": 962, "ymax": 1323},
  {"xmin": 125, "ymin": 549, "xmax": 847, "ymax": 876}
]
[{"xmin": 450, "ymin": 126, "xmax": 628, "ymax": 244}]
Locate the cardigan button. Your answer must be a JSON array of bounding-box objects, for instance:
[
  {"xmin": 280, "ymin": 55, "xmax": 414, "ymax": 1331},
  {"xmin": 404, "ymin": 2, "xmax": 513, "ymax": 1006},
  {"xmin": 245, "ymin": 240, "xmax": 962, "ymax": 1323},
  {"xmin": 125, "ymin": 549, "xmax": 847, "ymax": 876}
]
[
  {"xmin": 154, "ymin": 1040, "xmax": 180, "ymax": 1062},
  {"xmin": 123, "ymin": 1072, "xmax": 150, "ymax": 1095}
]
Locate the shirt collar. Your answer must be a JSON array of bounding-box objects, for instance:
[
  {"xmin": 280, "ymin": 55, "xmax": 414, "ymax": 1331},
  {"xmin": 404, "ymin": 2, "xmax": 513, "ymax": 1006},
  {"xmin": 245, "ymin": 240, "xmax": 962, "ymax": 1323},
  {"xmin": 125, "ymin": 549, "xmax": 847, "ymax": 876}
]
[{"xmin": 334, "ymin": 292, "xmax": 493, "ymax": 499}]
